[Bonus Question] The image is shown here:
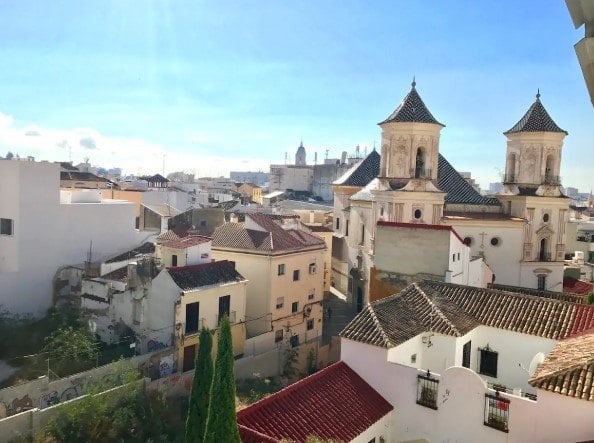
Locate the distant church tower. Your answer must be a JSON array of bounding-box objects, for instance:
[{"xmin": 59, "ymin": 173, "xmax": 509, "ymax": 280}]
[
  {"xmin": 373, "ymin": 80, "xmax": 446, "ymax": 225},
  {"xmin": 295, "ymin": 141, "xmax": 307, "ymax": 166},
  {"xmin": 498, "ymin": 91, "xmax": 569, "ymax": 290}
]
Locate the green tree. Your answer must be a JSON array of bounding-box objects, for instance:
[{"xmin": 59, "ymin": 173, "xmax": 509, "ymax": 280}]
[
  {"xmin": 43, "ymin": 326, "xmax": 97, "ymax": 376},
  {"xmin": 588, "ymin": 292, "xmax": 594, "ymax": 305},
  {"xmin": 204, "ymin": 316, "xmax": 240, "ymax": 443},
  {"xmin": 185, "ymin": 328, "xmax": 213, "ymax": 443}
]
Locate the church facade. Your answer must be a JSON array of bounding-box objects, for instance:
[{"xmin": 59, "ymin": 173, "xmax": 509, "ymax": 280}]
[{"xmin": 332, "ymin": 82, "xmax": 570, "ymax": 308}]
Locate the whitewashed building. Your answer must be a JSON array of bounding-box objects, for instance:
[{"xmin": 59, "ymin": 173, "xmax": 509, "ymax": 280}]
[{"xmin": 0, "ymin": 160, "xmax": 147, "ymax": 315}]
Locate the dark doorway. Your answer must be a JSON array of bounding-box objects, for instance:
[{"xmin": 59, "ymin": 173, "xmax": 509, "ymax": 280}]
[
  {"xmin": 462, "ymin": 341, "xmax": 471, "ymax": 368},
  {"xmin": 356, "ymin": 287, "xmax": 364, "ymax": 312},
  {"xmin": 218, "ymin": 295, "xmax": 231, "ymax": 325},
  {"xmin": 183, "ymin": 344, "xmax": 196, "ymax": 372}
]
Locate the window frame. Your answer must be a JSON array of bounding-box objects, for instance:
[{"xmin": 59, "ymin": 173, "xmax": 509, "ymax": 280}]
[
  {"xmin": 291, "ymin": 301, "xmax": 299, "ymax": 313},
  {"xmin": 484, "ymin": 393, "xmax": 509, "ymax": 433},
  {"xmin": 479, "ymin": 347, "xmax": 498, "ymax": 378},
  {"xmin": 0, "ymin": 218, "xmax": 13, "ymax": 236},
  {"xmin": 274, "ymin": 329, "xmax": 284, "ymax": 343},
  {"xmin": 293, "ymin": 269, "xmax": 300, "ymax": 281},
  {"xmin": 275, "ymin": 297, "xmax": 284, "ymax": 310},
  {"xmin": 306, "ymin": 319, "xmax": 314, "ymax": 330},
  {"xmin": 278, "ymin": 264, "xmax": 285, "ymax": 276},
  {"xmin": 416, "ymin": 372, "xmax": 439, "ymax": 410}
]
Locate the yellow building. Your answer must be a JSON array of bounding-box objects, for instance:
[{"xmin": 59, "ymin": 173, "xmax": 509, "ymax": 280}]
[
  {"xmin": 212, "ymin": 213, "xmax": 326, "ymax": 347},
  {"xmin": 169, "ymin": 260, "xmax": 248, "ymax": 372}
]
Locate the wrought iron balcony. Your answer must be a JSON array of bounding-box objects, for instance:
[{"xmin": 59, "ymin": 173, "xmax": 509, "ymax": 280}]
[{"xmin": 216, "ymin": 310, "xmax": 237, "ymax": 326}]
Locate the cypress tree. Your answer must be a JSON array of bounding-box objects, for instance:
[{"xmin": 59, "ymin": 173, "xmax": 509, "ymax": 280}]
[
  {"xmin": 185, "ymin": 328, "xmax": 213, "ymax": 443},
  {"xmin": 204, "ymin": 315, "xmax": 240, "ymax": 443}
]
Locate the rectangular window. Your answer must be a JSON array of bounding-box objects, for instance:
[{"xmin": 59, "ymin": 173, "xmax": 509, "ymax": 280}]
[
  {"xmin": 345, "ymin": 220, "xmax": 349, "ymax": 236},
  {"xmin": 360, "ymin": 225, "xmax": 365, "ymax": 245},
  {"xmin": 335, "ymin": 217, "xmax": 340, "ymax": 230},
  {"xmin": 484, "ymin": 393, "xmax": 509, "ymax": 432},
  {"xmin": 200, "ymin": 220, "xmax": 206, "ymax": 227},
  {"xmin": 292, "ymin": 301, "xmax": 299, "ymax": 313},
  {"xmin": 0, "ymin": 218, "xmax": 13, "ymax": 236},
  {"xmin": 276, "ymin": 297, "xmax": 284, "ymax": 309},
  {"xmin": 218, "ymin": 295, "xmax": 231, "ymax": 325},
  {"xmin": 307, "ymin": 319, "xmax": 314, "ymax": 330},
  {"xmin": 479, "ymin": 348, "xmax": 498, "ymax": 378},
  {"xmin": 278, "ymin": 264, "xmax": 285, "ymax": 276},
  {"xmin": 462, "ymin": 340, "xmax": 471, "ymax": 368},
  {"xmin": 275, "ymin": 329, "xmax": 284, "ymax": 343},
  {"xmin": 309, "ymin": 263, "xmax": 316, "ymax": 274},
  {"xmin": 452, "ymin": 254, "xmax": 456, "ymax": 262},
  {"xmin": 308, "ymin": 291, "xmax": 315, "ymax": 300},
  {"xmin": 293, "ymin": 270, "xmax": 300, "ymax": 281},
  {"xmin": 537, "ymin": 275, "xmax": 546, "ymax": 290},
  {"xmin": 201, "ymin": 253, "xmax": 209, "ymax": 259},
  {"xmin": 457, "ymin": 253, "xmax": 460, "ymax": 260},
  {"xmin": 411, "ymin": 354, "xmax": 417, "ymax": 364},
  {"xmin": 289, "ymin": 335, "xmax": 299, "ymax": 348},
  {"xmin": 416, "ymin": 373, "xmax": 439, "ymax": 410},
  {"xmin": 185, "ymin": 302, "xmax": 199, "ymax": 334},
  {"xmin": 172, "ymin": 254, "xmax": 178, "ymax": 267}
]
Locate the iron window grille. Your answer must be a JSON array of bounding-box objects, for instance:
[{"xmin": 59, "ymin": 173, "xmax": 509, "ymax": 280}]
[
  {"xmin": 416, "ymin": 372, "xmax": 439, "ymax": 410},
  {"xmin": 484, "ymin": 392, "xmax": 509, "ymax": 432}
]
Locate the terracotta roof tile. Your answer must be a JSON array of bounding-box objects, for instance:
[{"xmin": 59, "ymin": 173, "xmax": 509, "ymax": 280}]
[
  {"xmin": 530, "ymin": 330, "xmax": 594, "ymax": 401},
  {"xmin": 491, "ymin": 283, "xmax": 587, "ymax": 304},
  {"xmin": 237, "ymin": 361, "xmax": 393, "ymax": 443},
  {"xmin": 168, "ymin": 260, "xmax": 245, "ymax": 290},
  {"xmin": 212, "ymin": 215, "xmax": 325, "ymax": 254},
  {"xmin": 161, "ymin": 235, "xmax": 211, "ymax": 249},
  {"xmin": 564, "ymin": 276, "xmax": 594, "ymax": 296},
  {"xmin": 341, "ymin": 280, "xmax": 594, "ymax": 348}
]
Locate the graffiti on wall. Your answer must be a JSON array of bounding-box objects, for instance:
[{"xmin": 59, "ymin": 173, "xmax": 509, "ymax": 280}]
[
  {"xmin": 0, "ymin": 394, "xmax": 34, "ymax": 417},
  {"xmin": 39, "ymin": 391, "xmax": 60, "ymax": 409},
  {"xmin": 147, "ymin": 339, "xmax": 167, "ymax": 352}
]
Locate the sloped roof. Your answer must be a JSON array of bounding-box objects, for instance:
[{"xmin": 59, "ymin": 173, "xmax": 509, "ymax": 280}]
[
  {"xmin": 491, "ymin": 283, "xmax": 587, "ymax": 304},
  {"xmin": 333, "ymin": 150, "xmax": 380, "ymax": 187},
  {"xmin": 168, "ymin": 260, "xmax": 245, "ymax": 290},
  {"xmin": 212, "ymin": 214, "xmax": 326, "ymax": 254},
  {"xmin": 142, "ymin": 203, "xmax": 181, "ymax": 217},
  {"xmin": 530, "ymin": 330, "xmax": 594, "ymax": 401},
  {"xmin": 380, "ymin": 82, "xmax": 444, "ymax": 126},
  {"xmin": 437, "ymin": 155, "xmax": 500, "ymax": 206},
  {"xmin": 334, "ymin": 151, "xmax": 500, "ymax": 207},
  {"xmin": 505, "ymin": 93, "xmax": 567, "ymax": 135},
  {"xmin": 60, "ymin": 171, "xmax": 111, "ymax": 182},
  {"xmin": 341, "ymin": 280, "xmax": 594, "ymax": 348},
  {"xmin": 139, "ymin": 173, "xmax": 169, "ymax": 183},
  {"xmin": 237, "ymin": 361, "xmax": 393, "ymax": 443},
  {"xmin": 105, "ymin": 242, "xmax": 155, "ymax": 264},
  {"xmin": 160, "ymin": 235, "xmax": 211, "ymax": 250}
]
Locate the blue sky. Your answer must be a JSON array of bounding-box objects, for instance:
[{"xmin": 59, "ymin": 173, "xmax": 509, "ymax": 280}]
[{"xmin": 0, "ymin": 1, "xmax": 592, "ymax": 190}]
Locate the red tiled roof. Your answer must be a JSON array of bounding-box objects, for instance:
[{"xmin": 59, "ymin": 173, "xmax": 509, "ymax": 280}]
[
  {"xmin": 212, "ymin": 214, "xmax": 326, "ymax": 254},
  {"xmin": 161, "ymin": 235, "xmax": 211, "ymax": 249},
  {"xmin": 237, "ymin": 361, "xmax": 393, "ymax": 443},
  {"xmin": 564, "ymin": 276, "xmax": 594, "ymax": 296}
]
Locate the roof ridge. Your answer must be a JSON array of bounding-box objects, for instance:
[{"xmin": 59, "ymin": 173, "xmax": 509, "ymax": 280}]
[
  {"xmin": 415, "ymin": 282, "xmax": 463, "ymax": 336},
  {"xmin": 366, "ymin": 303, "xmax": 395, "ymax": 347},
  {"xmin": 530, "ymin": 359, "xmax": 594, "ymax": 385}
]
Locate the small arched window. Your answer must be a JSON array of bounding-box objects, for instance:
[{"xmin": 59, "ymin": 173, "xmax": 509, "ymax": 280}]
[{"xmin": 415, "ymin": 148, "xmax": 425, "ymax": 178}]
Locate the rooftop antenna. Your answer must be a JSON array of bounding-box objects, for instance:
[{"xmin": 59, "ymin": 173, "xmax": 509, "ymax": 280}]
[
  {"xmin": 325, "ymin": 149, "xmax": 329, "ymax": 160},
  {"xmin": 314, "ymin": 152, "xmax": 318, "ymax": 165},
  {"xmin": 284, "ymin": 151, "xmax": 288, "ymax": 165}
]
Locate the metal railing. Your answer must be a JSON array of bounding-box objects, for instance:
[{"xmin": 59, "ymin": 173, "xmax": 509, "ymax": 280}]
[{"xmin": 216, "ymin": 310, "xmax": 237, "ymax": 326}]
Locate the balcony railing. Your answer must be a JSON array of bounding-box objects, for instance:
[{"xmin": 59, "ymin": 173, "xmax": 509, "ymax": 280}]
[
  {"xmin": 183, "ymin": 318, "xmax": 206, "ymax": 336},
  {"xmin": 537, "ymin": 252, "xmax": 552, "ymax": 262},
  {"xmin": 216, "ymin": 310, "xmax": 237, "ymax": 326},
  {"xmin": 410, "ymin": 168, "xmax": 433, "ymax": 179},
  {"xmin": 542, "ymin": 175, "xmax": 561, "ymax": 186}
]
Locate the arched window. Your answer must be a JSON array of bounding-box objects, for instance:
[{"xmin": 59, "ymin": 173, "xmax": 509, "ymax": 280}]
[
  {"xmin": 506, "ymin": 154, "xmax": 516, "ymax": 183},
  {"xmin": 415, "ymin": 148, "xmax": 425, "ymax": 178},
  {"xmin": 539, "ymin": 238, "xmax": 549, "ymax": 261},
  {"xmin": 544, "ymin": 155, "xmax": 555, "ymax": 184}
]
